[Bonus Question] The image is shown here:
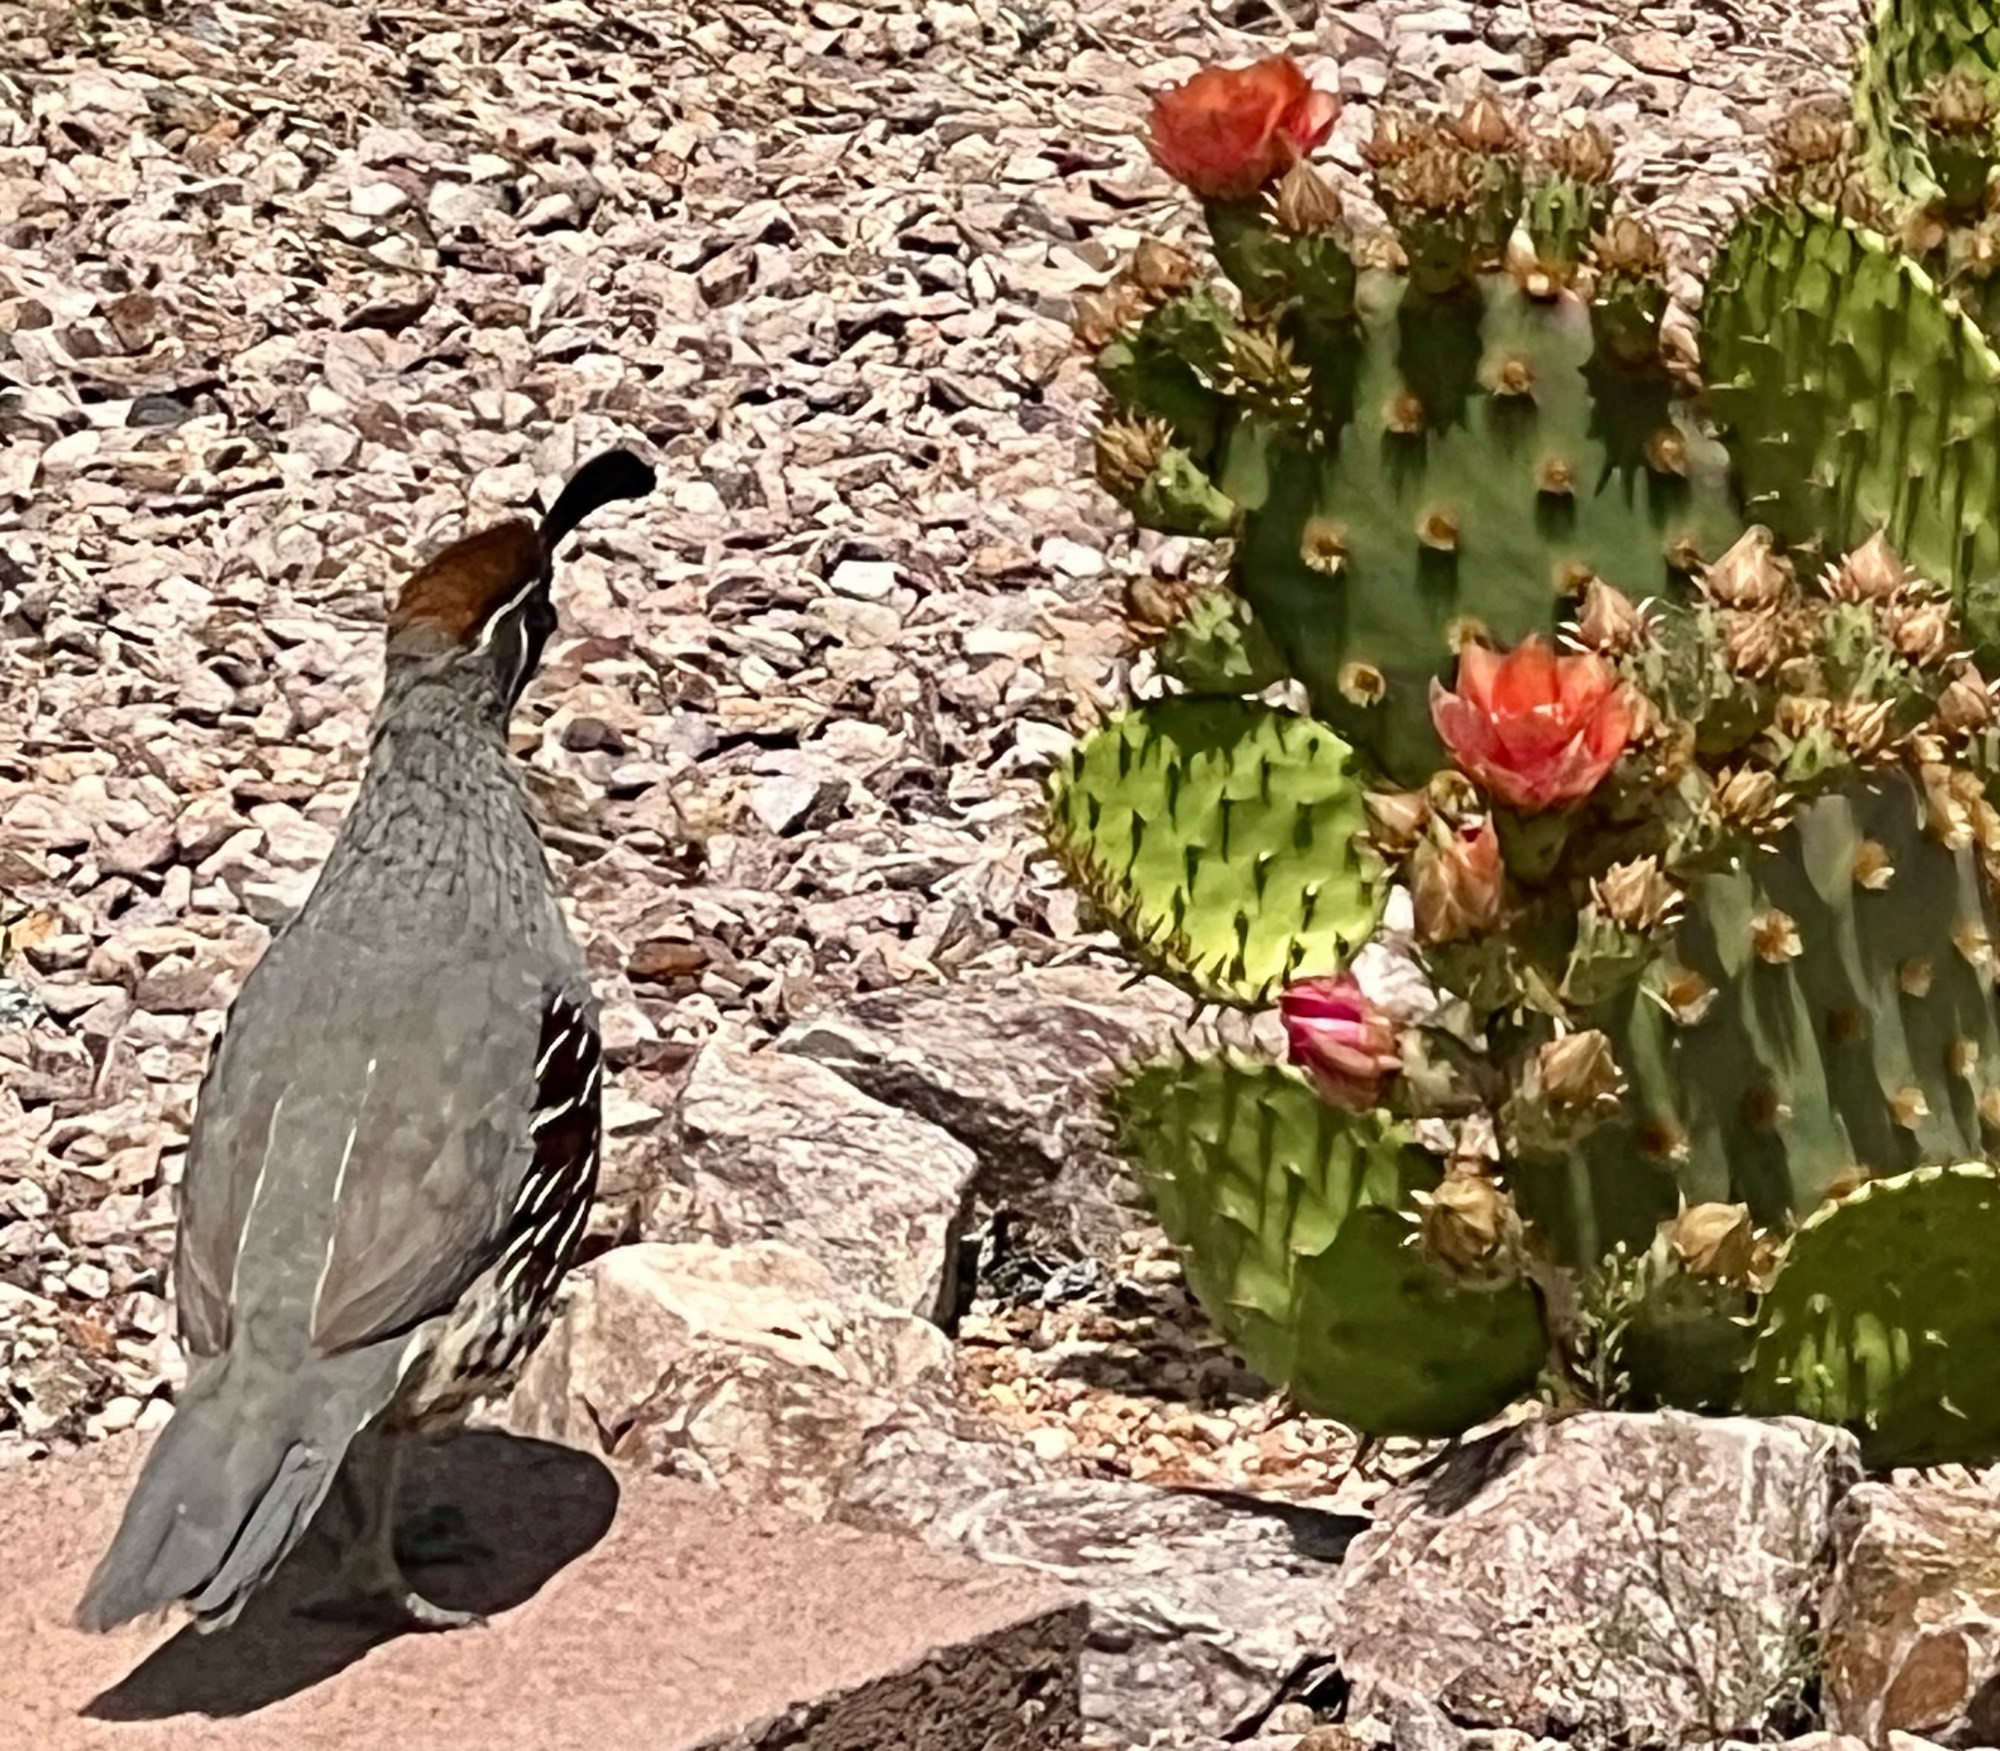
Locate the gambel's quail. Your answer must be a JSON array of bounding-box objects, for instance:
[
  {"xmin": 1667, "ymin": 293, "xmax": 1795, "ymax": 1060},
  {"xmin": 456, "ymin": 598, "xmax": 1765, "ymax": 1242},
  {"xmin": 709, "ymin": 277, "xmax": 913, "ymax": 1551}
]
[{"xmin": 75, "ymin": 449, "xmax": 655, "ymax": 1635}]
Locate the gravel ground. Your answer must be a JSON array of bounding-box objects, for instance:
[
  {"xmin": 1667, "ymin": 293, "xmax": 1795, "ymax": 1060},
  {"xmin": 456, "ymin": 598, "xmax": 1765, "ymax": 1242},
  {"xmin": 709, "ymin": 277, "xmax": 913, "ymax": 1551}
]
[{"xmin": 0, "ymin": 0, "xmax": 1865, "ymax": 1467}]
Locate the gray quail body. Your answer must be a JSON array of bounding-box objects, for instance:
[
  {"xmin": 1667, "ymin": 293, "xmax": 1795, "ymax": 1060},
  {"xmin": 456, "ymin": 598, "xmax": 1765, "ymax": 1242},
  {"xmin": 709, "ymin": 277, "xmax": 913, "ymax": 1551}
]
[{"xmin": 75, "ymin": 450, "xmax": 654, "ymax": 1634}]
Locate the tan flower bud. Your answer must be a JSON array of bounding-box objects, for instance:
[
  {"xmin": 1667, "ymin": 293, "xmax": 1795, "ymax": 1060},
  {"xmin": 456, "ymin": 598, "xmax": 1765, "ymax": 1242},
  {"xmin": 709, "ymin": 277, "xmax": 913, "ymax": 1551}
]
[
  {"xmin": 1536, "ymin": 1028, "xmax": 1622, "ymax": 1111},
  {"xmin": 1225, "ymin": 326, "xmax": 1309, "ymax": 397},
  {"xmin": 1702, "ymin": 526, "xmax": 1790, "ymax": 610},
  {"xmin": 1092, "ymin": 415, "xmax": 1175, "ymax": 496},
  {"xmin": 1720, "ymin": 607, "xmax": 1794, "ymax": 679},
  {"xmin": 1272, "ymin": 158, "xmax": 1343, "ymax": 235},
  {"xmin": 1939, "ymin": 665, "xmax": 1997, "ymax": 736},
  {"xmin": 1548, "ymin": 123, "xmax": 1614, "ymax": 184},
  {"xmin": 1409, "ymin": 818, "xmax": 1505, "ymax": 944},
  {"xmin": 1128, "ymin": 237, "xmax": 1197, "ymax": 297},
  {"xmin": 1928, "ymin": 69, "xmax": 2000, "ymax": 134},
  {"xmin": 1572, "ymin": 578, "xmax": 1649, "ymax": 655},
  {"xmin": 1826, "ymin": 531, "xmax": 1908, "ymax": 604},
  {"xmin": 1596, "ymin": 214, "xmax": 1665, "ymax": 276},
  {"xmin": 1772, "ymin": 694, "xmax": 1830, "ymax": 738},
  {"xmin": 1415, "ymin": 1171, "xmax": 1517, "ymax": 1272},
  {"xmin": 1363, "ymin": 788, "xmax": 1432, "ymax": 857},
  {"xmin": 1772, "ymin": 101, "xmax": 1847, "ymax": 171},
  {"xmin": 1073, "ymin": 282, "xmax": 1146, "ymax": 350},
  {"xmin": 1883, "ymin": 597, "xmax": 1959, "ymax": 666},
  {"xmin": 1426, "ymin": 768, "xmax": 1482, "ymax": 821},
  {"xmin": 1666, "ymin": 1202, "xmax": 1756, "ymax": 1283},
  {"xmin": 1590, "ymin": 856, "xmax": 1681, "ymax": 933},
  {"xmin": 1830, "ymin": 697, "xmax": 1897, "ymax": 761},
  {"xmin": 1452, "ymin": 94, "xmax": 1515, "ymax": 153},
  {"xmin": 1713, "ymin": 766, "xmax": 1784, "ymax": 833},
  {"xmin": 1122, "ymin": 571, "xmax": 1193, "ymax": 633}
]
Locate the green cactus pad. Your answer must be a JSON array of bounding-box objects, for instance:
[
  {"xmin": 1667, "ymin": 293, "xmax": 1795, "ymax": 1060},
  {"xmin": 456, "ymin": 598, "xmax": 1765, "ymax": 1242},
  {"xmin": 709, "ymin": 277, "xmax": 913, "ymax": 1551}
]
[
  {"xmin": 1747, "ymin": 1162, "xmax": 2000, "ymax": 1466},
  {"xmin": 1112, "ymin": 1052, "xmax": 1547, "ymax": 1438},
  {"xmin": 1524, "ymin": 771, "xmax": 2000, "ymax": 1265},
  {"xmin": 1223, "ymin": 274, "xmax": 1741, "ymax": 784},
  {"xmin": 1704, "ymin": 201, "xmax": 2000, "ymax": 652},
  {"xmin": 1045, "ymin": 699, "xmax": 1382, "ymax": 1004},
  {"xmin": 1151, "ymin": 590, "xmax": 1291, "ymax": 697}
]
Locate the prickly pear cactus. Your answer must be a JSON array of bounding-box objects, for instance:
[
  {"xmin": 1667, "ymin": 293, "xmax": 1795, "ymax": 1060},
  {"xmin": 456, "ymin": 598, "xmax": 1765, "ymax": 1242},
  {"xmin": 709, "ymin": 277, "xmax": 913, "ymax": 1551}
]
[
  {"xmin": 1046, "ymin": 697, "xmax": 1382, "ymax": 1003},
  {"xmin": 1111, "ymin": 1052, "xmax": 1546, "ymax": 1437},
  {"xmin": 1703, "ymin": 200, "xmax": 2000, "ymax": 652},
  {"xmin": 1058, "ymin": 30, "xmax": 2000, "ymax": 1467},
  {"xmin": 1852, "ymin": 0, "xmax": 2000, "ymax": 211},
  {"xmin": 1747, "ymin": 1162, "xmax": 2000, "ymax": 1465}
]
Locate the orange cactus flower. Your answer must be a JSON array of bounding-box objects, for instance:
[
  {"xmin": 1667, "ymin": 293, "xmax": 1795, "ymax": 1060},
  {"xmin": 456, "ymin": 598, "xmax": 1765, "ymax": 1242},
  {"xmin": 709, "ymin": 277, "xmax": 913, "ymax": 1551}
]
[
  {"xmin": 1430, "ymin": 636, "xmax": 1635, "ymax": 813},
  {"xmin": 1148, "ymin": 57, "xmax": 1340, "ymax": 202}
]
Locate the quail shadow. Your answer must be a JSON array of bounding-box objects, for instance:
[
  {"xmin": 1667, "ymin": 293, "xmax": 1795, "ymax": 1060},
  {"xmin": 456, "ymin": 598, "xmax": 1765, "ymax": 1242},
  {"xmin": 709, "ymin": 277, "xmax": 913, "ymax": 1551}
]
[{"xmin": 83, "ymin": 1430, "xmax": 619, "ymax": 1723}]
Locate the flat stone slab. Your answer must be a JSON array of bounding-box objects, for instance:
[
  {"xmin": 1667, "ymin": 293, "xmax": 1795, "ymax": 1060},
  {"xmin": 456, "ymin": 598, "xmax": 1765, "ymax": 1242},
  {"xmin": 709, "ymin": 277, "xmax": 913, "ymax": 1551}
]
[{"xmin": 1, "ymin": 1428, "xmax": 1084, "ymax": 1750}]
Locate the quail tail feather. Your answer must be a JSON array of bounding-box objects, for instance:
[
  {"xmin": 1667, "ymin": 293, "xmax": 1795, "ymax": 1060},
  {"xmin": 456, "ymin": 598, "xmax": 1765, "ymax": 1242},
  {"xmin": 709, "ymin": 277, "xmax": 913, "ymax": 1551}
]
[{"xmin": 75, "ymin": 1348, "xmax": 397, "ymax": 1634}]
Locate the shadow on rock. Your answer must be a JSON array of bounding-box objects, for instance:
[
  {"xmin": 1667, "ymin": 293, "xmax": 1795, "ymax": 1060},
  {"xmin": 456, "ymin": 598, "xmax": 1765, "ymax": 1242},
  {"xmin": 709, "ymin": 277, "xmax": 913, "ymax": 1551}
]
[{"xmin": 82, "ymin": 1431, "xmax": 618, "ymax": 1723}]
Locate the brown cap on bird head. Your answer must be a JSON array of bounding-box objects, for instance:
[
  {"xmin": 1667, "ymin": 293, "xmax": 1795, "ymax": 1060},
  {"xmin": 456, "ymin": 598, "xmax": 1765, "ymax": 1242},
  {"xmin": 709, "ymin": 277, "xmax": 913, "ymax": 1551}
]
[{"xmin": 386, "ymin": 449, "xmax": 655, "ymax": 698}]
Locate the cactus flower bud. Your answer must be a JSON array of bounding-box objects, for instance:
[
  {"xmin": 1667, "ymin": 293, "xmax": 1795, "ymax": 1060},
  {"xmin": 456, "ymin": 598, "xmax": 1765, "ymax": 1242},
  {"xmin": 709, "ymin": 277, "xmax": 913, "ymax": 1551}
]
[
  {"xmin": 1719, "ymin": 607, "xmax": 1794, "ymax": 679},
  {"xmin": 1414, "ymin": 1170, "xmax": 1517, "ymax": 1272},
  {"xmin": 1535, "ymin": 1028, "xmax": 1622, "ymax": 1111},
  {"xmin": 1072, "ymin": 282, "xmax": 1147, "ymax": 350},
  {"xmin": 1409, "ymin": 818, "xmax": 1505, "ymax": 944},
  {"xmin": 1590, "ymin": 856, "xmax": 1680, "ymax": 933},
  {"xmin": 1883, "ymin": 596, "xmax": 1959, "ymax": 667},
  {"xmin": 1548, "ymin": 122, "xmax": 1614, "ymax": 183},
  {"xmin": 1128, "ymin": 237, "xmax": 1198, "ymax": 297},
  {"xmin": 1148, "ymin": 56, "xmax": 1341, "ymax": 202},
  {"xmin": 1830, "ymin": 697, "xmax": 1897, "ymax": 761},
  {"xmin": 1773, "ymin": 102, "xmax": 1847, "ymax": 171},
  {"xmin": 1572, "ymin": 577, "xmax": 1649, "ymax": 655},
  {"xmin": 1279, "ymin": 973, "xmax": 1401, "ymax": 1110},
  {"xmin": 1595, "ymin": 214, "xmax": 1665, "ymax": 276},
  {"xmin": 1927, "ymin": 69, "xmax": 2000, "ymax": 134},
  {"xmin": 1938, "ymin": 664, "xmax": 1997, "ymax": 735},
  {"xmin": 1362, "ymin": 788, "xmax": 1432, "ymax": 857},
  {"xmin": 1271, "ymin": 157, "xmax": 1343, "ymax": 234},
  {"xmin": 1430, "ymin": 636, "xmax": 1635, "ymax": 813},
  {"xmin": 1092, "ymin": 415, "xmax": 1175, "ymax": 496},
  {"xmin": 1451, "ymin": 94, "xmax": 1515, "ymax": 153},
  {"xmin": 1712, "ymin": 765, "xmax": 1784, "ymax": 834},
  {"xmin": 1826, "ymin": 531, "xmax": 1909, "ymax": 604},
  {"xmin": 1666, "ymin": 1202, "xmax": 1756, "ymax": 1283},
  {"xmin": 1702, "ymin": 526, "xmax": 1790, "ymax": 610}
]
